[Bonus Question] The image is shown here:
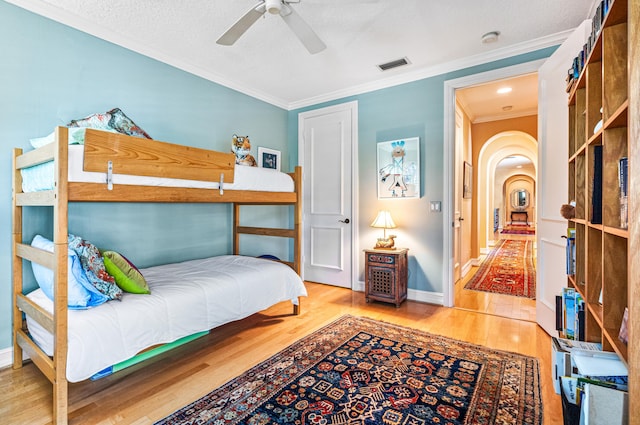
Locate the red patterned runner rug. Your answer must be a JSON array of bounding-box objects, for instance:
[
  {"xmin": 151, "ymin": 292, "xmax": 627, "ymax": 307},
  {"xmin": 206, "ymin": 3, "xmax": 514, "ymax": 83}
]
[
  {"xmin": 156, "ymin": 315, "xmax": 542, "ymax": 425},
  {"xmin": 464, "ymin": 239, "xmax": 536, "ymax": 298},
  {"xmin": 500, "ymin": 226, "xmax": 536, "ymax": 235}
]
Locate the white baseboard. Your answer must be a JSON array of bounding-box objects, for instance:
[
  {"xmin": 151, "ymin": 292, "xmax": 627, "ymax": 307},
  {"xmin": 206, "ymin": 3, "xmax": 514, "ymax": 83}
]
[
  {"xmin": 461, "ymin": 260, "xmax": 473, "ymax": 277},
  {"xmin": 355, "ymin": 281, "xmax": 443, "ymax": 305},
  {"xmin": 0, "ymin": 346, "xmax": 14, "ymax": 370},
  {"xmin": 408, "ymin": 288, "xmax": 443, "ymax": 305}
]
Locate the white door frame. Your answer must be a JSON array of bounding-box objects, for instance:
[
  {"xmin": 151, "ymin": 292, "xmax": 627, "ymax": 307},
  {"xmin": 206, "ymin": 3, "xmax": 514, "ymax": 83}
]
[
  {"xmin": 298, "ymin": 101, "xmax": 359, "ymax": 286},
  {"xmin": 442, "ymin": 59, "xmax": 546, "ymax": 307}
]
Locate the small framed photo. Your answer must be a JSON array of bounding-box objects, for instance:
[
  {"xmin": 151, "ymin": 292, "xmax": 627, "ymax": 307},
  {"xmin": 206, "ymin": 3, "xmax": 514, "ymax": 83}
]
[{"xmin": 258, "ymin": 147, "xmax": 281, "ymax": 171}]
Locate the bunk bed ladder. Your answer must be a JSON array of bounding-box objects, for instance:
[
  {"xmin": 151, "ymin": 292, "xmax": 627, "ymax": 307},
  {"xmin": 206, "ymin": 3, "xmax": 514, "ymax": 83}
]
[{"xmin": 12, "ymin": 127, "xmax": 71, "ymax": 425}]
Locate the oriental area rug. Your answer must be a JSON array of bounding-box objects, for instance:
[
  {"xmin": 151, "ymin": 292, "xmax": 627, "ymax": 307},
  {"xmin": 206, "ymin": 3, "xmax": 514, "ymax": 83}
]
[
  {"xmin": 464, "ymin": 239, "xmax": 536, "ymax": 298},
  {"xmin": 500, "ymin": 225, "xmax": 536, "ymax": 235},
  {"xmin": 156, "ymin": 315, "xmax": 542, "ymax": 425}
]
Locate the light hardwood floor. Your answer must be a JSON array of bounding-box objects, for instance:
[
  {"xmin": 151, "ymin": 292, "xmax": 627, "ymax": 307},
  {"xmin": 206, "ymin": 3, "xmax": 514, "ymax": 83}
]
[{"xmin": 1, "ymin": 280, "xmax": 562, "ymax": 425}]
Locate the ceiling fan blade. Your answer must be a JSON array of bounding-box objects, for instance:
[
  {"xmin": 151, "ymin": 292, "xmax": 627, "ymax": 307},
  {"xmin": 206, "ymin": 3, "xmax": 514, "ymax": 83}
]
[
  {"xmin": 217, "ymin": 2, "xmax": 266, "ymax": 46},
  {"xmin": 280, "ymin": 4, "xmax": 326, "ymax": 54}
]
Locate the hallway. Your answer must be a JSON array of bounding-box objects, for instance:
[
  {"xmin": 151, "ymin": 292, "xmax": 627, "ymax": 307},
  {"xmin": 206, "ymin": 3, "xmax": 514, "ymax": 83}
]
[{"xmin": 455, "ymin": 232, "xmax": 536, "ymax": 322}]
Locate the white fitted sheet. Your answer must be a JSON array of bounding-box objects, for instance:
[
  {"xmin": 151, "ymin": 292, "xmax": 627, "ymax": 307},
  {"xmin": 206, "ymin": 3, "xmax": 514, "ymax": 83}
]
[
  {"xmin": 25, "ymin": 255, "xmax": 307, "ymax": 382},
  {"xmin": 21, "ymin": 144, "xmax": 293, "ymax": 193}
]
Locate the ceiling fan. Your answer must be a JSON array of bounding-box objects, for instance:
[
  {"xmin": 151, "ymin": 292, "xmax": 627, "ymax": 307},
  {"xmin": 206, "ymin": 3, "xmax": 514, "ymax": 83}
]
[{"xmin": 216, "ymin": 0, "xmax": 326, "ymax": 54}]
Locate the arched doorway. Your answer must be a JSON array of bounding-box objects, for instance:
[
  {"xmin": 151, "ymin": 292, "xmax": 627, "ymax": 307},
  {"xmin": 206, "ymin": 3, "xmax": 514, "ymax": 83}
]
[
  {"xmin": 455, "ymin": 131, "xmax": 538, "ymax": 322},
  {"xmin": 476, "ymin": 131, "xmax": 538, "ymax": 256}
]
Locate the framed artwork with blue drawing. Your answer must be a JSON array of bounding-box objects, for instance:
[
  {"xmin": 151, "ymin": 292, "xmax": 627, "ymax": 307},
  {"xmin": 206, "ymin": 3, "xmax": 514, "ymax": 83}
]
[
  {"xmin": 377, "ymin": 137, "xmax": 420, "ymax": 199},
  {"xmin": 258, "ymin": 147, "xmax": 281, "ymax": 171}
]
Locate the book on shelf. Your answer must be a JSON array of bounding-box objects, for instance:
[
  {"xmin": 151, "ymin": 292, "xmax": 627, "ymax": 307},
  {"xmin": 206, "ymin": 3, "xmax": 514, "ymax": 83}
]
[
  {"xmin": 591, "ymin": 145, "xmax": 603, "ymax": 224},
  {"xmin": 556, "ymin": 295, "xmax": 564, "ymax": 331},
  {"xmin": 618, "ymin": 157, "xmax": 628, "ymax": 229},
  {"xmin": 577, "ymin": 302, "xmax": 585, "ymax": 342},
  {"xmin": 566, "ymin": 229, "xmax": 576, "ymax": 276},
  {"xmin": 564, "ymin": 288, "xmax": 577, "ymax": 339},
  {"xmin": 566, "ymin": 0, "xmax": 612, "ymax": 96},
  {"xmin": 557, "ymin": 288, "xmax": 585, "ymax": 341},
  {"xmin": 618, "ymin": 307, "xmax": 628, "ymax": 345}
]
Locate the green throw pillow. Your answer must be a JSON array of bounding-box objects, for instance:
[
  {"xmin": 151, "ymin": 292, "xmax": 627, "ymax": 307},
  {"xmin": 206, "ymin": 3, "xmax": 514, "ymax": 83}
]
[{"xmin": 102, "ymin": 251, "xmax": 150, "ymax": 294}]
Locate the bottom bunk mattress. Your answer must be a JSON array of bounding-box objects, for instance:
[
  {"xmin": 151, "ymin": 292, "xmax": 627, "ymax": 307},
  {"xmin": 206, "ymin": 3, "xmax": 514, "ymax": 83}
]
[{"xmin": 25, "ymin": 255, "xmax": 307, "ymax": 382}]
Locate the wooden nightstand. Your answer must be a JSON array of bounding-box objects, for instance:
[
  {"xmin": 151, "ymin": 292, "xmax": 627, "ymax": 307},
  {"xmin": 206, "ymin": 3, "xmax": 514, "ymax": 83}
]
[{"xmin": 364, "ymin": 248, "xmax": 408, "ymax": 307}]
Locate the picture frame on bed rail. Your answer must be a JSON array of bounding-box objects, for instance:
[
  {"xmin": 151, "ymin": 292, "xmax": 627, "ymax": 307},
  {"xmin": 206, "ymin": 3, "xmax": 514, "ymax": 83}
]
[{"xmin": 258, "ymin": 147, "xmax": 281, "ymax": 171}]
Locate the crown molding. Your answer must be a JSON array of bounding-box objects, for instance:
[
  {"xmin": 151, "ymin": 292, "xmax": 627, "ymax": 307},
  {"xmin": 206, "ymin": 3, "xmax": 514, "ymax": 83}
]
[{"xmin": 287, "ymin": 29, "xmax": 572, "ymax": 110}]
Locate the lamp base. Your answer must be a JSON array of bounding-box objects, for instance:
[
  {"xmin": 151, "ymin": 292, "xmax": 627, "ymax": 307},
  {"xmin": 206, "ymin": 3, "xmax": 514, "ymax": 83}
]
[{"xmin": 374, "ymin": 235, "xmax": 396, "ymax": 250}]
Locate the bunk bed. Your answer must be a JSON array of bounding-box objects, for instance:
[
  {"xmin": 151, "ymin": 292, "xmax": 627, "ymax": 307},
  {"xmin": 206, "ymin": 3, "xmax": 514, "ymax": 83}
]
[{"xmin": 12, "ymin": 126, "xmax": 305, "ymax": 425}]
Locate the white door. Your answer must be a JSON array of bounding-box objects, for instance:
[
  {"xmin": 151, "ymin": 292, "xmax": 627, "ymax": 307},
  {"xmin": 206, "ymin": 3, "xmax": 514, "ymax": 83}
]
[
  {"xmin": 453, "ymin": 109, "xmax": 464, "ymax": 282},
  {"xmin": 536, "ymin": 20, "xmax": 591, "ymax": 335},
  {"xmin": 298, "ymin": 102, "xmax": 357, "ymax": 288}
]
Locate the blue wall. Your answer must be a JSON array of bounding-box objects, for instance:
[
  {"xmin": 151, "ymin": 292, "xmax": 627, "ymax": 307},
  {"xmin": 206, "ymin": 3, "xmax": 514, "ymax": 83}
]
[{"xmin": 0, "ymin": 2, "xmax": 290, "ymax": 350}]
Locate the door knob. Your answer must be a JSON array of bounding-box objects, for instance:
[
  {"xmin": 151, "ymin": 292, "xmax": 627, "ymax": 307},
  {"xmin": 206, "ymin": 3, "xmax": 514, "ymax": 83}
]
[
  {"xmin": 339, "ymin": 218, "xmax": 350, "ymax": 224},
  {"xmin": 458, "ymin": 217, "xmax": 464, "ymax": 221}
]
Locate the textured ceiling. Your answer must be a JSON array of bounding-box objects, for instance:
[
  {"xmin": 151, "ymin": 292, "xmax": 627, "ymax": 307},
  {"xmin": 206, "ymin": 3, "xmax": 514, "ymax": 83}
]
[{"xmin": 8, "ymin": 0, "xmax": 595, "ymax": 110}]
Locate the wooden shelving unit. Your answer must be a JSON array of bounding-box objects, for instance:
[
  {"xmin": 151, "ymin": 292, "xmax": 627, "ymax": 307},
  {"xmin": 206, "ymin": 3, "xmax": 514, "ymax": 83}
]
[
  {"xmin": 566, "ymin": 3, "xmax": 637, "ymax": 419},
  {"xmin": 566, "ymin": 0, "xmax": 630, "ymax": 366}
]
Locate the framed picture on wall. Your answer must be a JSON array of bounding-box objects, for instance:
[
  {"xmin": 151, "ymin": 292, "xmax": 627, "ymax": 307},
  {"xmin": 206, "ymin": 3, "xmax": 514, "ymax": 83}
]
[
  {"xmin": 376, "ymin": 137, "xmax": 420, "ymax": 199},
  {"xmin": 258, "ymin": 147, "xmax": 281, "ymax": 171},
  {"xmin": 463, "ymin": 161, "xmax": 472, "ymax": 199}
]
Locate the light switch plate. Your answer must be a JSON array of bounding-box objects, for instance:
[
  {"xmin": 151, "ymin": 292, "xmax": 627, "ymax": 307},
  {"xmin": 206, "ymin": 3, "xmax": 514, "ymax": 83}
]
[{"xmin": 430, "ymin": 201, "xmax": 441, "ymax": 212}]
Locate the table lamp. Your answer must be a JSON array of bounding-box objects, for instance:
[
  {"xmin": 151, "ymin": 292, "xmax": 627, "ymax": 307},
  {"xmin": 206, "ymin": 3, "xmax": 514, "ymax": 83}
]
[{"xmin": 371, "ymin": 210, "xmax": 397, "ymax": 249}]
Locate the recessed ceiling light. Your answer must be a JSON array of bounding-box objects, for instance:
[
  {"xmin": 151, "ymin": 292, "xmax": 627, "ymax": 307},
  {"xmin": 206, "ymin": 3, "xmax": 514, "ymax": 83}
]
[
  {"xmin": 481, "ymin": 31, "xmax": 500, "ymax": 44},
  {"xmin": 516, "ymin": 165, "xmax": 523, "ymax": 169},
  {"xmin": 497, "ymin": 87, "xmax": 512, "ymax": 94}
]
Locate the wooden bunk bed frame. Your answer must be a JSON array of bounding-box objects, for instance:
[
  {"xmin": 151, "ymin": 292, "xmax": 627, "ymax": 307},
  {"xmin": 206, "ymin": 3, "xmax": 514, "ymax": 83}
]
[{"xmin": 11, "ymin": 127, "xmax": 303, "ymax": 425}]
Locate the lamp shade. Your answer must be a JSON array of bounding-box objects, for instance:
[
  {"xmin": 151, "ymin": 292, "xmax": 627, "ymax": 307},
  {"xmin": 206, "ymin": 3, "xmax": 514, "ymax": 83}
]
[{"xmin": 370, "ymin": 210, "xmax": 397, "ymax": 229}]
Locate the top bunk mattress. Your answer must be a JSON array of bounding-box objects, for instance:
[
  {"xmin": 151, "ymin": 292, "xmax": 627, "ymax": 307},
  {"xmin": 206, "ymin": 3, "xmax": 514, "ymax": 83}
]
[
  {"xmin": 25, "ymin": 255, "xmax": 307, "ymax": 382},
  {"xmin": 21, "ymin": 145, "xmax": 294, "ymax": 193}
]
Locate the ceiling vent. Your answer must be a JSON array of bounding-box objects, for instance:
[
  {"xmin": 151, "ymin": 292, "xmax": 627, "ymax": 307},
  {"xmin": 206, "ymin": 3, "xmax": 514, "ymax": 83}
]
[{"xmin": 377, "ymin": 57, "xmax": 410, "ymax": 71}]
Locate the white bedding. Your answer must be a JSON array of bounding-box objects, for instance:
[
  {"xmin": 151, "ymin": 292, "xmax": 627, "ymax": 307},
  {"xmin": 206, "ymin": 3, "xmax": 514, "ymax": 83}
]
[
  {"xmin": 21, "ymin": 144, "xmax": 293, "ymax": 193},
  {"xmin": 25, "ymin": 255, "xmax": 307, "ymax": 382}
]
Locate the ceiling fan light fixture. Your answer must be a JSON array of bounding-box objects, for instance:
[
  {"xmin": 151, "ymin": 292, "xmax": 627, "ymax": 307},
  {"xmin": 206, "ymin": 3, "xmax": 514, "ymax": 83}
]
[{"xmin": 265, "ymin": 0, "xmax": 282, "ymax": 14}]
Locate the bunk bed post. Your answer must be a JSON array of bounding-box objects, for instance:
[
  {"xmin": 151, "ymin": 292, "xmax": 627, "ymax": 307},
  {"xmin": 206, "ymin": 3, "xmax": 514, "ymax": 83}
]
[
  {"xmin": 233, "ymin": 203, "xmax": 241, "ymax": 255},
  {"xmin": 12, "ymin": 149, "xmax": 24, "ymax": 370},
  {"xmin": 53, "ymin": 126, "xmax": 70, "ymax": 425},
  {"xmin": 293, "ymin": 166, "xmax": 302, "ymax": 276},
  {"xmin": 293, "ymin": 166, "xmax": 303, "ymax": 315}
]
